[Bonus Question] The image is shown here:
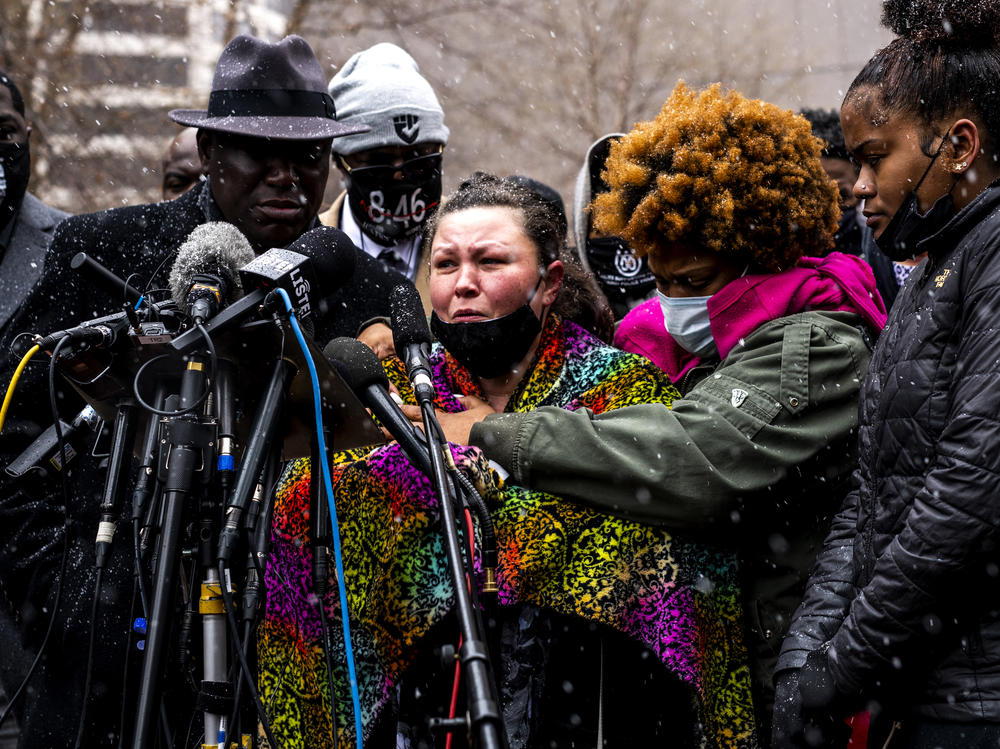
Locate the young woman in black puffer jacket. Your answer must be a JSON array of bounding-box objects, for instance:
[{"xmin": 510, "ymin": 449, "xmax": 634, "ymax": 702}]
[{"xmin": 774, "ymin": 1, "xmax": 1000, "ymax": 747}]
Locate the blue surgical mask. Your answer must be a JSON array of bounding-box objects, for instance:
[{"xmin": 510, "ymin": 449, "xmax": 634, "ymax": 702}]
[{"xmin": 658, "ymin": 290, "xmax": 717, "ymax": 357}]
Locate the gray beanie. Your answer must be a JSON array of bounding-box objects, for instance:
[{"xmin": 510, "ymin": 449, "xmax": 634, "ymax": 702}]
[{"xmin": 328, "ymin": 43, "xmax": 449, "ymax": 156}]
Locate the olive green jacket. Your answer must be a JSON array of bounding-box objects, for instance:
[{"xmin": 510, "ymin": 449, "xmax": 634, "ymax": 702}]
[{"xmin": 470, "ymin": 309, "xmax": 873, "ymax": 722}]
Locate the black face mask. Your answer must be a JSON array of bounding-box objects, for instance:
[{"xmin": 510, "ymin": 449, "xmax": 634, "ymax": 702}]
[
  {"xmin": 431, "ymin": 305, "xmax": 542, "ymax": 379},
  {"xmin": 0, "ymin": 141, "xmax": 31, "ymax": 230},
  {"xmin": 345, "ymin": 152, "xmax": 443, "ymax": 245},
  {"xmin": 874, "ymin": 131, "xmax": 956, "ymax": 261},
  {"xmin": 875, "ymin": 191, "xmax": 956, "ymax": 262},
  {"xmin": 584, "ymin": 236, "xmax": 655, "ymax": 306}
]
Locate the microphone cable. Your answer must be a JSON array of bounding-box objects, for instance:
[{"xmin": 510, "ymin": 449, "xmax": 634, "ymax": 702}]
[
  {"xmin": 272, "ymin": 287, "xmax": 364, "ymax": 749},
  {"xmin": 218, "ymin": 558, "xmax": 279, "ymax": 749},
  {"xmin": 222, "ymin": 617, "xmax": 254, "ymax": 749},
  {"xmin": 131, "ymin": 322, "xmax": 217, "ymax": 417},
  {"xmin": 73, "ymin": 565, "xmax": 104, "ymax": 749},
  {"xmin": 115, "ymin": 579, "xmax": 139, "ymax": 749},
  {"xmin": 0, "ymin": 338, "xmax": 73, "ymax": 732},
  {"xmin": 310, "ymin": 436, "xmax": 340, "ymax": 749},
  {"xmin": 316, "ymin": 599, "xmax": 341, "ymax": 749},
  {"xmin": 0, "ymin": 343, "xmax": 40, "ymax": 434},
  {"xmin": 444, "ymin": 506, "xmax": 482, "ymax": 749}
]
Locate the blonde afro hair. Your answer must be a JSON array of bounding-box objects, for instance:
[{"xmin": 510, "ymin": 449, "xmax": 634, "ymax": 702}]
[{"xmin": 592, "ymin": 82, "xmax": 839, "ymax": 271}]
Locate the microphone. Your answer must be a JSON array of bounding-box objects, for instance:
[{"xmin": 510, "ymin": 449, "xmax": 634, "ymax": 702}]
[
  {"xmin": 168, "ymin": 222, "xmax": 255, "ymax": 324},
  {"xmin": 323, "ymin": 336, "xmax": 433, "ymax": 477},
  {"xmin": 242, "ymin": 226, "xmax": 358, "ymax": 320},
  {"xmin": 71, "ymin": 252, "xmax": 144, "ymax": 305},
  {"xmin": 33, "ymin": 317, "xmax": 127, "ymax": 352},
  {"xmin": 286, "ymin": 225, "xmax": 359, "ymax": 294},
  {"xmin": 5, "ymin": 405, "xmax": 102, "ymax": 478},
  {"xmin": 169, "ymin": 226, "xmax": 356, "ymax": 354},
  {"xmin": 167, "ymin": 223, "xmax": 256, "ymax": 489},
  {"xmin": 389, "ymin": 283, "xmax": 435, "ymax": 405}
]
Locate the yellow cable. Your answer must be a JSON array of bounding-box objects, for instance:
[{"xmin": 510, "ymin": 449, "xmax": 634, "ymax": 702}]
[{"xmin": 0, "ymin": 344, "xmax": 40, "ymax": 435}]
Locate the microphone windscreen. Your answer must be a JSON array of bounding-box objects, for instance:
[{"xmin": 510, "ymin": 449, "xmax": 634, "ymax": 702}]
[
  {"xmin": 169, "ymin": 222, "xmax": 255, "ymax": 307},
  {"xmin": 284, "ymin": 226, "xmax": 357, "ymax": 294},
  {"xmin": 390, "ymin": 283, "xmax": 430, "ymax": 349},
  {"xmin": 323, "ymin": 336, "xmax": 389, "ymax": 392}
]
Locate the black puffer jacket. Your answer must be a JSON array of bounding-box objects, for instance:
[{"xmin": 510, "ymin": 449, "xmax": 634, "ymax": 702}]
[{"xmin": 779, "ymin": 182, "xmax": 1000, "ymax": 720}]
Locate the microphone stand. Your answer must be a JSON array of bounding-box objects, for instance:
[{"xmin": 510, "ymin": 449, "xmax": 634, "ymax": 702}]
[
  {"xmin": 95, "ymin": 398, "xmax": 139, "ymax": 570},
  {"xmin": 132, "ymin": 356, "xmax": 215, "ymax": 749},
  {"xmin": 48, "ymin": 294, "xmax": 381, "ymax": 748},
  {"xmin": 215, "ymin": 355, "xmax": 296, "ymax": 749},
  {"xmin": 419, "ymin": 403, "xmax": 505, "ymax": 749}
]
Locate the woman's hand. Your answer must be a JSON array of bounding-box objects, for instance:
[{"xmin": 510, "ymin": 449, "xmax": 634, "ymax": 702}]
[
  {"xmin": 357, "ymin": 322, "xmax": 396, "ymax": 360},
  {"xmin": 398, "ymin": 395, "xmax": 495, "ymax": 445}
]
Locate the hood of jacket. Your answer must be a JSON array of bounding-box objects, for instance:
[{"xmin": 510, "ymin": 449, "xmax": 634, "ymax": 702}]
[
  {"xmin": 615, "ymin": 251, "xmax": 888, "ymax": 381},
  {"xmin": 572, "ymin": 133, "xmax": 625, "ymax": 269}
]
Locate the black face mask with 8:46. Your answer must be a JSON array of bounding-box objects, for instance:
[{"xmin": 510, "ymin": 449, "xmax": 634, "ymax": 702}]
[{"xmin": 346, "ymin": 152, "xmax": 443, "ymax": 245}]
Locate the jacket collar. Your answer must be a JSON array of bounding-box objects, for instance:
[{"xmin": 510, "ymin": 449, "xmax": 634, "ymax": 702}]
[{"xmin": 917, "ymin": 179, "xmax": 1000, "ymax": 260}]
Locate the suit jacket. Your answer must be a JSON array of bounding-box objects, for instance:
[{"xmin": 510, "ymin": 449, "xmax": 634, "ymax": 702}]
[
  {"xmin": 0, "ymin": 192, "xmax": 66, "ymax": 749},
  {"xmin": 0, "ymin": 193, "xmax": 68, "ymax": 335}
]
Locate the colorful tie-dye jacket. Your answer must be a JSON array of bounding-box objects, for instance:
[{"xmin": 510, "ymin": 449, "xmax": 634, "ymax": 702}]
[{"xmin": 260, "ymin": 315, "xmax": 759, "ymax": 748}]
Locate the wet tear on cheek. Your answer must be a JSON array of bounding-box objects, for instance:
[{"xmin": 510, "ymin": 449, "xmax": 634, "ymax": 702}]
[{"xmin": 0, "ymin": 162, "xmax": 6, "ymax": 197}]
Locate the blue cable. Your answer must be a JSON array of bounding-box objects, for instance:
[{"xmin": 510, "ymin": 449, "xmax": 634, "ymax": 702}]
[{"xmin": 271, "ymin": 288, "xmax": 363, "ymax": 749}]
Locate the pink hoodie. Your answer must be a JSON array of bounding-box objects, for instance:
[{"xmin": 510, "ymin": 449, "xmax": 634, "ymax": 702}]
[{"xmin": 614, "ymin": 252, "xmax": 888, "ymax": 383}]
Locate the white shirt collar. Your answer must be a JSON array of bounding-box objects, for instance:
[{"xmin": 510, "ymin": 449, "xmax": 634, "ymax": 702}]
[{"xmin": 339, "ymin": 201, "xmax": 422, "ymax": 281}]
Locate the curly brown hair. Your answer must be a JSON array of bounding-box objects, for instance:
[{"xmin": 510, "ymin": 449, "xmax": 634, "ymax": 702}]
[
  {"xmin": 592, "ymin": 82, "xmax": 839, "ymax": 272},
  {"xmin": 425, "ymin": 172, "xmax": 616, "ymax": 342}
]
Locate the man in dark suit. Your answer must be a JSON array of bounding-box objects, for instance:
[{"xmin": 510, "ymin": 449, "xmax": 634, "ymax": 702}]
[
  {"xmin": 0, "ymin": 71, "xmax": 68, "ymax": 340},
  {"xmin": 0, "ymin": 36, "xmax": 406, "ymax": 748},
  {"xmin": 0, "ymin": 69, "xmax": 68, "ymax": 749}
]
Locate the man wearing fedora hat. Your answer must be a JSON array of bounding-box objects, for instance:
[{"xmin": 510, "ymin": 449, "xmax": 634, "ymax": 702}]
[
  {"xmin": 2, "ymin": 33, "xmax": 407, "ymax": 361},
  {"xmin": 0, "ymin": 34, "xmax": 408, "ymax": 749}
]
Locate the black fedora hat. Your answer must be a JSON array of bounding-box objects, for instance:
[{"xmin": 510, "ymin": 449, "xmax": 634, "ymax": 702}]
[{"xmin": 170, "ymin": 34, "xmax": 368, "ymax": 141}]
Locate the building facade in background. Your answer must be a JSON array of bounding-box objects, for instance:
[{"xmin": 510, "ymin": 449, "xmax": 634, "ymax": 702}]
[{"xmin": 2, "ymin": 0, "xmax": 891, "ymax": 216}]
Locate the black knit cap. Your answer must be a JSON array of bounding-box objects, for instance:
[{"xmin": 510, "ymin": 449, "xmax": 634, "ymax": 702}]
[{"xmin": 170, "ymin": 35, "xmax": 370, "ymax": 141}]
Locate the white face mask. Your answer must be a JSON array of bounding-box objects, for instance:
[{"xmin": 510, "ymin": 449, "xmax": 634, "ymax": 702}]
[{"xmin": 658, "ymin": 289, "xmax": 717, "ymax": 357}]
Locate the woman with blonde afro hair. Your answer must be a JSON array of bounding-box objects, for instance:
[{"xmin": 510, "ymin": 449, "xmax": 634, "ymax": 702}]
[
  {"xmin": 593, "ymin": 82, "xmax": 838, "ymax": 272},
  {"xmin": 433, "ymin": 80, "xmax": 888, "ymax": 740}
]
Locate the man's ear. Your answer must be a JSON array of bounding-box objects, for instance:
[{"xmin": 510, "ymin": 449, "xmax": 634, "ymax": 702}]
[
  {"xmin": 196, "ymin": 129, "xmax": 213, "ymax": 174},
  {"xmin": 945, "ymin": 119, "xmax": 980, "ymax": 174}
]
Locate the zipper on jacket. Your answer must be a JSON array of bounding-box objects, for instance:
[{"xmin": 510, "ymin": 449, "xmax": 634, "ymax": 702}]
[{"xmin": 861, "ymin": 481, "xmax": 877, "ymax": 583}]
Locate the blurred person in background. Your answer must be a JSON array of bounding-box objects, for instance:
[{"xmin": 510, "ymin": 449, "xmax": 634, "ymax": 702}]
[
  {"xmin": 0, "ymin": 67, "xmax": 68, "ymax": 749},
  {"xmin": 509, "ymin": 172, "xmax": 615, "ymax": 342},
  {"xmin": 322, "ymin": 42, "xmax": 448, "ymax": 306},
  {"xmin": 159, "ymin": 126, "xmax": 200, "ymax": 200},
  {"xmin": 0, "ymin": 71, "xmax": 68, "ymax": 342},
  {"xmin": 573, "ymin": 133, "xmax": 657, "ymax": 320}
]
